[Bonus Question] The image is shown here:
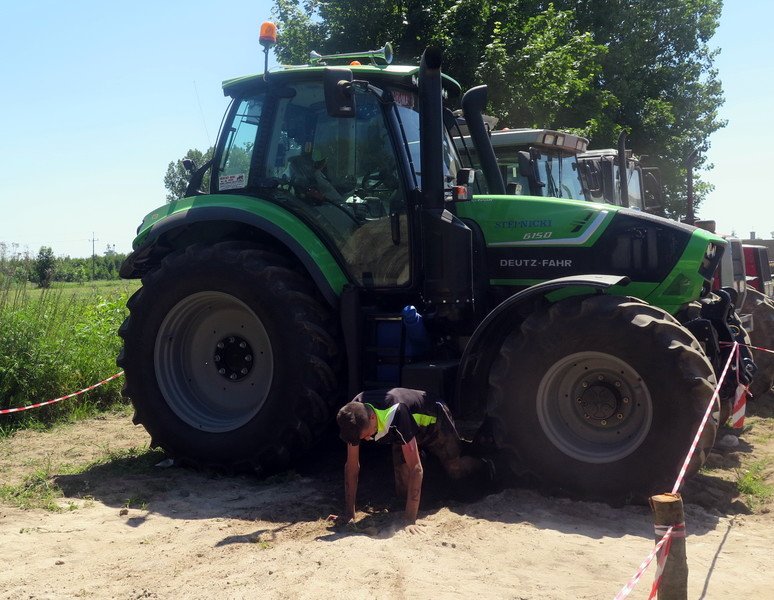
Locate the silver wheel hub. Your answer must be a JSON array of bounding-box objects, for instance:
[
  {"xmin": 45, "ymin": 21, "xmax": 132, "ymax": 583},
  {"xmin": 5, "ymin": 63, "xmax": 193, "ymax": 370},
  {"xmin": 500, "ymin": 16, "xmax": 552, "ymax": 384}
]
[
  {"xmin": 537, "ymin": 351, "xmax": 653, "ymax": 463},
  {"xmin": 154, "ymin": 291, "xmax": 274, "ymax": 433}
]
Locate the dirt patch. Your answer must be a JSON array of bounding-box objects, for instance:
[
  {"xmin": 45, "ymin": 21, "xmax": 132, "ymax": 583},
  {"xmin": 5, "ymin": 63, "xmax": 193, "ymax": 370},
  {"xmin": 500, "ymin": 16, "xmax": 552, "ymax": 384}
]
[{"xmin": 1, "ymin": 395, "xmax": 773, "ymax": 599}]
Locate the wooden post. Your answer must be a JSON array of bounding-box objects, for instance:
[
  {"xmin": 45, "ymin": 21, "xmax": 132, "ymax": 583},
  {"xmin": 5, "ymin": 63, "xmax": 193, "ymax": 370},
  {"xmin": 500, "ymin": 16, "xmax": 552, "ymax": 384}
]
[{"xmin": 650, "ymin": 493, "xmax": 688, "ymax": 600}]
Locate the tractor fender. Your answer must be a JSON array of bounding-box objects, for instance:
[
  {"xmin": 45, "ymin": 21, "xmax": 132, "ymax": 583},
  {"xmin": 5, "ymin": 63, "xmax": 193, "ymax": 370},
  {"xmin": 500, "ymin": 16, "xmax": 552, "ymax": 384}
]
[
  {"xmin": 119, "ymin": 205, "xmax": 348, "ymax": 308},
  {"xmin": 454, "ymin": 274, "xmax": 630, "ymax": 416}
]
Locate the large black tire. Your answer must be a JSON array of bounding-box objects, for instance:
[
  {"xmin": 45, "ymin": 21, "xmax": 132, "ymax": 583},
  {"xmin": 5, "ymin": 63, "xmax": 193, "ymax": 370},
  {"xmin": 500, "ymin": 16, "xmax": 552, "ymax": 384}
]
[
  {"xmin": 488, "ymin": 295, "xmax": 718, "ymax": 502},
  {"xmin": 117, "ymin": 242, "xmax": 340, "ymax": 474},
  {"xmin": 742, "ymin": 288, "xmax": 774, "ymax": 399}
]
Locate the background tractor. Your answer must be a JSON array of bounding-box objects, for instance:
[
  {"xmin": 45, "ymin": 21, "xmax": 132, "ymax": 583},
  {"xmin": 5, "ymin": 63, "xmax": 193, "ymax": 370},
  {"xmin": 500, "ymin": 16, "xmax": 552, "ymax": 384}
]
[{"xmin": 119, "ymin": 28, "xmax": 732, "ymax": 501}]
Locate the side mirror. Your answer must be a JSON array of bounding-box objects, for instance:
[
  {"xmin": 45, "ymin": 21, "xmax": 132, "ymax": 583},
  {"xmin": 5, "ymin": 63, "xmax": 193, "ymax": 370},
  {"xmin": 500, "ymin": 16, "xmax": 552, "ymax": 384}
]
[
  {"xmin": 184, "ymin": 158, "xmax": 213, "ymax": 197},
  {"xmin": 324, "ymin": 67, "xmax": 355, "ymax": 118},
  {"xmin": 182, "ymin": 158, "xmax": 197, "ymax": 174},
  {"xmin": 456, "ymin": 168, "xmax": 475, "ymax": 185}
]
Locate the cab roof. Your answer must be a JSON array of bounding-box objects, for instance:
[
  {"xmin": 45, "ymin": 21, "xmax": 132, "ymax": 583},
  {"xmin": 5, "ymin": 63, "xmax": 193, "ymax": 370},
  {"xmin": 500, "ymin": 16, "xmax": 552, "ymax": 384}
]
[{"xmin": 222, "ymin": 63, "xmax": 461, "ymax": 98}]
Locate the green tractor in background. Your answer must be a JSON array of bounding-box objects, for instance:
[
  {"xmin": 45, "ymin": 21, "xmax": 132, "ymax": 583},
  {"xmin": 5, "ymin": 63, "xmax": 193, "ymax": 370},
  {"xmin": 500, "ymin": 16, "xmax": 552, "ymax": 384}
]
[{"xmin": 119, "ymin": 28, "xmax": 734, "ymax": 501}]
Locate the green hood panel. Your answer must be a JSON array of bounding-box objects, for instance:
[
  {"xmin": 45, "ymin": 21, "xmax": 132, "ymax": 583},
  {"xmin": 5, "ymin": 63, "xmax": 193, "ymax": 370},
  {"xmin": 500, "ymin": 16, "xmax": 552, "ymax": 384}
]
[
  {"xmin": 458, "ymin": 194, "xmax": 726, "ymax": 313},
  {"xmin": 457, "ymin": 195, "xmax": 617, "ymax": 247}
]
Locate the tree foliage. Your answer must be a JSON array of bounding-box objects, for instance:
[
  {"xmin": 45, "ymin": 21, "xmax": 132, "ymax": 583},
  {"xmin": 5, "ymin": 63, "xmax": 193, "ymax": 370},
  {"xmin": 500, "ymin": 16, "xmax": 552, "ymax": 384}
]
[
  {"xmin": 271, "ymin": 0, "xmax": 725, "ymax": 217},
  {"xmin": 33, "ymin": 246, "xmax": 56, "ymax": 288},
  {"xmin": 1, "ymin": 243, "xmax": 126, "ymax": 284},
  {"xmin": 164, "ymin": 147, "xmax": 214, "ymax": 202}
]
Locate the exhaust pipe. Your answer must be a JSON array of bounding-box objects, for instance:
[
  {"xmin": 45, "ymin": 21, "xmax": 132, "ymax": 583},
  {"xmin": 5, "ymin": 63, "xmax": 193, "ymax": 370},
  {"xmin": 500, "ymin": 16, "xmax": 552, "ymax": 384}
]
[
  {"xmin": 617, "ymin": 131, "xmax": 629, "ymax": 207},
  {"xmin": 462, "ymin": 86, "xmax": 505, "ymax": 195},
  {"xmin": 684, "ymin": 147, "xmax": 699, "ymax": 225}
]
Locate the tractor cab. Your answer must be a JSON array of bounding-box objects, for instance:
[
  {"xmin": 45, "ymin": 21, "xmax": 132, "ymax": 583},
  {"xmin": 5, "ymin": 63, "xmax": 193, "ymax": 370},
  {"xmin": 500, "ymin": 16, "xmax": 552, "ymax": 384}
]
[
  {"xmin": 577, "ymin": 148, "xmax": 663, "ymax": 213},
  {"xmin": 455, "ymin": 128, "xmax": 589, "ymax": 200}
]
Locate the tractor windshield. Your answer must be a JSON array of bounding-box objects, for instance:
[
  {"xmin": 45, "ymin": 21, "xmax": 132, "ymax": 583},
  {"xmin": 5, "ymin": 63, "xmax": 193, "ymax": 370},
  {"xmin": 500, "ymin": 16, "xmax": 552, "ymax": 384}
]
[
  {"xmin": 620, "ymin": 164, "xmax": 644, "ymax": 210},
  {"xmin": 536, "ymin": 153, "xmax": 586, "ymax": 200},
  {"xmin": 492, "ymin": 147, "xmax": 586, "ymax": 200}
]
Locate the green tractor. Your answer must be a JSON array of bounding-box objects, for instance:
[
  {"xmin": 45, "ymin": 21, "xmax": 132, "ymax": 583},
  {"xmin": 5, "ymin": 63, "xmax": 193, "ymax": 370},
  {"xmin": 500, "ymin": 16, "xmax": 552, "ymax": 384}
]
[{"xmin": 119, "ymin": 31, "xmax": 730, "ymax": 501}]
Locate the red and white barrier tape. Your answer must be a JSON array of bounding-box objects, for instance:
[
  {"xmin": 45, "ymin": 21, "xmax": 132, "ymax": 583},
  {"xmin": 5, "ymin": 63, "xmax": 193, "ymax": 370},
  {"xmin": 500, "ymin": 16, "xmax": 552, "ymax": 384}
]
[
  {"xmin": 671, "ymin": 341, "xmax": 738, "ymax": 494},
  {"xmin": 0, "ymin": 371, "xmax": 124, "ymax": 415},
  {"xmin": 615, "ymin": 344, "xmax": 740, "ymax": 599},
  {"xmin": 647, "ymin": 530, "xmax": 675, "ymax": 600},
  {"xmin": 613, "ymin": 526, "xmax": 674, "ymax": 600},
  {"xmin": 720, "ymin": 340, "xmax": 774, "ymax": 355}
]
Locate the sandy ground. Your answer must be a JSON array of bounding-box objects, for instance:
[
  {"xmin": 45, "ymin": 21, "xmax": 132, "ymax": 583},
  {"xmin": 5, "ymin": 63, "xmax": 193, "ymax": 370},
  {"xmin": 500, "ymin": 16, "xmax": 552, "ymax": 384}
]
[{"xmin": 1, "ymin": 396, "xmax": 773, "ymax": 600}]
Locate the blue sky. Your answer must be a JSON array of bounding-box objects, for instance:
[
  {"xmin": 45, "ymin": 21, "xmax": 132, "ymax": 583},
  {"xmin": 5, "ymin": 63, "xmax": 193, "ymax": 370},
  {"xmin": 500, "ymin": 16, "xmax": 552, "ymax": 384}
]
[{"xmin": 0, "ymin": 1, "xmax": 770, "ymax": 258}]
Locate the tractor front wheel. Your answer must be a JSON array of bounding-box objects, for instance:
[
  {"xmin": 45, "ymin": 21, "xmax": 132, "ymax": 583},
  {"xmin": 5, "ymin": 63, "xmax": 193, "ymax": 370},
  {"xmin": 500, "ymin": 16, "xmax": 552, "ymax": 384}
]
[{"xmin": 117, "ymin": 242, "xmax": 340, "ymax": 473}]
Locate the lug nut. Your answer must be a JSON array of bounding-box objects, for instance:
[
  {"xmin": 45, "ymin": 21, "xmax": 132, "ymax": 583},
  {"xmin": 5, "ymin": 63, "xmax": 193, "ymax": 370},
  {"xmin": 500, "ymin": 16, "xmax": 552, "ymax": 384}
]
[
  {"xmin": 217, "ymin": 342, "xmax": 224, "ymax": 349},
  {"xmin": 617, "ymin": 413, "xmax": 623, "ymax": 420},
  {"xmin": 597, "ymin": 375, "xmax": 604, "ymax": 381},
  {"xmin": 582, "ymin": 382, "xmax": 589, "ymax": 388},
  {"xmin": 623, "ymin": 397, "xmax": 630, "ymax": 404},
  {"xmin": 601, "ymin": 419, "xmax": 607, "ymax": 425},
  {"xmin": 245, "ymin": 355, "xmax": 252, "ymax": 362},
  {"xmin": 614, "ymin": 381, "xmax": 621, "ymax": 388},
  {"xmin": 230, "ymin": 373, "xmax": 237, "ymax": 380},
  {"xmin": 214, "ymin": 355, "xmax": 221, "ymax": 362},
  {"xmin": 239, "ymin": 341, "xmax": 246, "ymax": 349},
  {"xmin": 218, "ymin": 368, "xmax": 226, "ymax": 375}
]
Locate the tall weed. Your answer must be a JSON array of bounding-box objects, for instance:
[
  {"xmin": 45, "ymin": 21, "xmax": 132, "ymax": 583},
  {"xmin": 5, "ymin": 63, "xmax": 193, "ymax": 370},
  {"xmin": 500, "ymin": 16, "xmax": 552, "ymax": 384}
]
[{"xmin": 0, "ymin": 279, "xmax": 130, "ymax": 433}]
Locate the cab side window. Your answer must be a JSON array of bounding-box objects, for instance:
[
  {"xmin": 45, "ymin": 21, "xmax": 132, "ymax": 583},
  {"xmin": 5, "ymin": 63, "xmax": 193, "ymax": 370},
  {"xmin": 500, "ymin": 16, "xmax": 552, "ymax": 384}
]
[{"xmin": 217, "ymin": 98, "xmax": 263, "ymax": 192}]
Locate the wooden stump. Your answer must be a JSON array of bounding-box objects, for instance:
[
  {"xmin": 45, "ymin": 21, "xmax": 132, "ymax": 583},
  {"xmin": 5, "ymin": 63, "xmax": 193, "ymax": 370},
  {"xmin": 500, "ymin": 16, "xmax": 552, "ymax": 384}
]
[{"xmin": 650, "ymin": 492, "xmax": 687, "ymax": 600}]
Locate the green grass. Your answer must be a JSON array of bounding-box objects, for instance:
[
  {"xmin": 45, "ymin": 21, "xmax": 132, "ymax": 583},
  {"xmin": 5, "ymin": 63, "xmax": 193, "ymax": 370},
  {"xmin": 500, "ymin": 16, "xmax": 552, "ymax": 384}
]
[
  {"xmin": 736, "ymin": 460, "xmax": 774, "ymax": 507},
  {"xmin": 0, "ymin": 279, "xmax": 139, "ymax": 435},
  {"xmin": 0, "ymin": 444, "xmax": 162, "ymax": 511},
  {"xmin": 0, "ymin": 466, "xmax": 65, "ymax": 511},
  {"xmin": 25, "ymin": 280, "xmax": 141, "ymax": 299}
]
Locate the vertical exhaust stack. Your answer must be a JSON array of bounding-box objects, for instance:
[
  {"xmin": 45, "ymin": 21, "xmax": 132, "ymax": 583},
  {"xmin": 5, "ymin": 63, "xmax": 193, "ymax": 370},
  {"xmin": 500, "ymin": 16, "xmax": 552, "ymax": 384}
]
[
  {"xmin": 684, "ymin": 147, "xmax": 699, "ymax": 225},
  {"xmin": 461, "ymin": 86, "xmax": 505, "ymax": 195},
  {"xmin": 417, "ymin": 47, "xmax": 473, "ymax": 313},
  {"xmin": 418, "ymin": 47, "xmax": 445, "ymax": 209},
  {"xmin": 617, "ymin": 131, "xmax": 629, "ymax": 207}
]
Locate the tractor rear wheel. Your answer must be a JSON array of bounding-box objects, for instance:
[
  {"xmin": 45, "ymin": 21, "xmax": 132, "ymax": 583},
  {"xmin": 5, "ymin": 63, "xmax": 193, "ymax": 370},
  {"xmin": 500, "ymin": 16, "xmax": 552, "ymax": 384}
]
[
  {"xmin": 117, "ymin": 242, "xmax": 340, "ymax": 474},
  {"xmin": 488, "ymin": 295, "xmax": 717, "ymax": 502},
  {"xmin": 743, "ymin": 288, "xmax": 774, "ymax": 399}
]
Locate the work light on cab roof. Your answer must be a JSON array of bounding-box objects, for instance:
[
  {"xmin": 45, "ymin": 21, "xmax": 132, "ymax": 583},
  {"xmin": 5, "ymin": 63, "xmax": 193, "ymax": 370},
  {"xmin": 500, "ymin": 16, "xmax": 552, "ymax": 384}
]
[{"xmin": 259, "ymin": 21, "xmax": 277, "ymax": 77}]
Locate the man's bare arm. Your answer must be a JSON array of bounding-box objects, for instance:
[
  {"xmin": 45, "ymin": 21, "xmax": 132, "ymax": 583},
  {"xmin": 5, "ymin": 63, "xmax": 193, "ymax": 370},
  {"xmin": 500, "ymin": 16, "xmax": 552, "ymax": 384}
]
[
  {"xmin": 400, "ymin": 437, "xmax": 423, "ymax": 524},
  {"xmin": 343, "ymin": 443, "xmax": 360, "ymax": 521}
]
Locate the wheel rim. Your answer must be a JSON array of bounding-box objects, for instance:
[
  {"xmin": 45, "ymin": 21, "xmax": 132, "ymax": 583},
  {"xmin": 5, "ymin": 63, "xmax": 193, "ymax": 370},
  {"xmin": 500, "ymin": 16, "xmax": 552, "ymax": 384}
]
[
  {"xmin": 155, "ymin": 291, "xmax": 274, "ymax": 432},
  {"xmin": 536, "ymin": 351, "xmax": 653, "ymax": 463}
]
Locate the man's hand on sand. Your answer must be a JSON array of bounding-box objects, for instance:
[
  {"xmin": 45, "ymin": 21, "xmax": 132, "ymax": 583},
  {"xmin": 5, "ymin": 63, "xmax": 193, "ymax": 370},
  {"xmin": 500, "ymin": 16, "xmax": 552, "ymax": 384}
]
[
  {"xmin": 400, "ymin": 518, "xmax": 425, "ymax": 535},
  {"xmin": 326, "ymin": 514, "xmax": 356, "ymax": 528}
]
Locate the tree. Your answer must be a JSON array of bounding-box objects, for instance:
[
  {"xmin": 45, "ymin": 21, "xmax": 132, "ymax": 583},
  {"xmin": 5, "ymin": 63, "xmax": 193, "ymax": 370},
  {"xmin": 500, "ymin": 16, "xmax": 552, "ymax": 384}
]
[
  {"xmin": 271, "ymin": 0, "xmax": 725, "ymax": 217},
  {"xmin": 34, "ymin": 246, "xmax": 55, "ymax": 288},
  {"xmin": 164, "ymin": 147, "xmax": 214, "ymax": 202}
]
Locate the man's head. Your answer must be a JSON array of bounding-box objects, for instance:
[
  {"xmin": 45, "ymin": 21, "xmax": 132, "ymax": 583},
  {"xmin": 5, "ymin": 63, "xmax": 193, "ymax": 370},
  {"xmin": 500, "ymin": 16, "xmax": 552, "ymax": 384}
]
[{"xmin": 336, "ymin": 401, "xmax": 376, "ymax": 445}]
